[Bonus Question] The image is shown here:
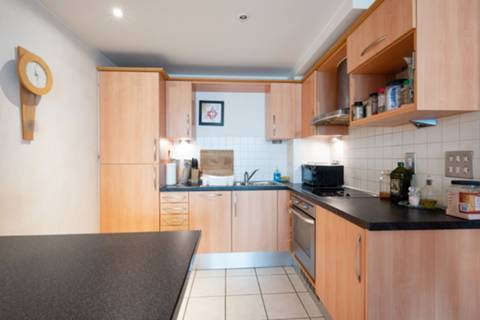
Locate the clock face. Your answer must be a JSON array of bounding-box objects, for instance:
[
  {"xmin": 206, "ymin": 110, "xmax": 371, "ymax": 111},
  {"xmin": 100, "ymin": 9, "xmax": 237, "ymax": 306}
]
[{"xmin": 26, "ymin": 61, "xmax": 48, "ymax": 89}]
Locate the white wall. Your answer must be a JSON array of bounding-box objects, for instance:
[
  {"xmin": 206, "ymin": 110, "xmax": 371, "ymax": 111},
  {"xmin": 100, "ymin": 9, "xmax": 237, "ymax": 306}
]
[
  {"xmin": 0, "ymin": 0, "xmax": 112, "ymax": 235},
  {"xmin": 338, "ymin": 112, "xmax": 480, "ymax": 206},
  {"xmin": 171, "ymin": 92, "xmax": 289, "ymax": 181}
]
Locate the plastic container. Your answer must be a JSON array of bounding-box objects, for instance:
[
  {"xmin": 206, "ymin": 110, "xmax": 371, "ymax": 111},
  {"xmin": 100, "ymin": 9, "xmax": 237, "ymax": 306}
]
[
  {"xmin": 377, "ymin": 88, "xmax": 386, "ymax": 113},
  {"xmin": 386, "ymin": 80, "xmax": 404, "ymax": 110},
  {"xmin": 273, "ymin": 169, "xmax": 281, "ymax": 182},
  {"xmin": 447, "ymin": 180, "xmax": 480, "ymax": 220}
]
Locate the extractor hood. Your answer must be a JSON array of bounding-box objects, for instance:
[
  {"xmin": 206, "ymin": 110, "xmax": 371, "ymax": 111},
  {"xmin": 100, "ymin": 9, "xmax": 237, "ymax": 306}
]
[{"xmin": 312, "ymin": 58, "xmax": 350, "ymax": 126}]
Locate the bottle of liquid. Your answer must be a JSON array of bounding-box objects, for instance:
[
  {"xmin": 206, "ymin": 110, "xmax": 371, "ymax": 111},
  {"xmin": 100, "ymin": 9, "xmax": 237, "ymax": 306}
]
[
  {"xmin": 379, "ymin": 170, "xmax": 390, "ymax": 200},
  {"xmin": 390, "ymin": 162, "xmax": 413, "ymax": 203},
  {"xmin": 273, "ymin": 168, "xmax": 281, "ymax": 182},
  {"xmin": 420, "ymin": 177, "xmax": 438, "ymax": 209}
]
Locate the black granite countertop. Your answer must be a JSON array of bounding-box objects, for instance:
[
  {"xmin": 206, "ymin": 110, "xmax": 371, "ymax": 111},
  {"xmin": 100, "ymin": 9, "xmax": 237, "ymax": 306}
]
[
  {"xmin": 161, "ymin": 182, "xmax": 480, "ymax": 231},
  {"xmin": 286, "ymin": 183, "xmax": 480, "ymax": 231},
  {"xmin": 0, "ymin": 231, "xmax": 200, "ymax": 320}
]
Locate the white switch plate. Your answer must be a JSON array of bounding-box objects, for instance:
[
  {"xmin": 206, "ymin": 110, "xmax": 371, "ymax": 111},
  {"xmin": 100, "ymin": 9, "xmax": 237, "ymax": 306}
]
[{"xmin": 445, "ymin": 151, "xmax": 473, "ymax": 178}]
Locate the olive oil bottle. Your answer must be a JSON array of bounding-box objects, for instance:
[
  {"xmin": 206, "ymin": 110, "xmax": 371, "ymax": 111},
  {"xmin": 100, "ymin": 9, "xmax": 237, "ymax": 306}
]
[{"xmin": 390, "ymin": 162, "xmax": 413, "ymax": 202}]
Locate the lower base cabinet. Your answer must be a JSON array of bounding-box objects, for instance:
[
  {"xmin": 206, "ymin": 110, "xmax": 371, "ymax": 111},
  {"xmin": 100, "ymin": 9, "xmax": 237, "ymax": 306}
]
[
  {"xmin": 189, "ymin": 191, "xmax": 232, "ymax": 253},
  {"xmin": 100, "ymin": 164, "xmax": 160, "ymax": 233},
  {"xmin": 232, "ymin": 190, "xmax": 278, "ymax": 252},
  {"xmin": 316, "ymin": 206, "xmax": 365, "ymax": 320}
]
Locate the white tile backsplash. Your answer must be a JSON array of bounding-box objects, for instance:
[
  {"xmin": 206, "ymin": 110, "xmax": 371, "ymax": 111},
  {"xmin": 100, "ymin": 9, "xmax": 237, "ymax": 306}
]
[
  {"xmin": 339, "ymin": 112, "xmax": 480, "ymax": 205},
  {"xmin": 171, "ymin": 137, "xmax": 288, "ymax": 182}
]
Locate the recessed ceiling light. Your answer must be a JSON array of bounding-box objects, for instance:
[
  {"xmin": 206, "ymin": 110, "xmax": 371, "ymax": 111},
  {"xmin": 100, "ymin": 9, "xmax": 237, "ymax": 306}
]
[
  {"xmin": 112, "ymin": 7, "xmax": 124, "ymax": 18},
  {"xmin": 238, "ymin": 14, "xmax": 248, "ymax": 21}
]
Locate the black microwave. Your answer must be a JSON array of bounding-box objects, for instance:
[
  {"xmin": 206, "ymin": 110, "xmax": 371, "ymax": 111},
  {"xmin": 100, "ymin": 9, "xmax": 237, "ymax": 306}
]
[{"xmin": 301, "ymin": 164, "xmax": 344, "ymax": 188}]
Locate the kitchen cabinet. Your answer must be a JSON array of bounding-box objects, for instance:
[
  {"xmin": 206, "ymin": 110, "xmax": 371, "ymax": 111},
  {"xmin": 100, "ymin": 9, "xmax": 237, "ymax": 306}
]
[
  {"xmin": 347, "ymin": 0, "xmax": 414, "ymax": 73},
  {"xmin": 100, "ymin": 164, "xmax": 159, "ymax": 233},
  {"xmin": 348, "ymin": 0, "xmax": 479, "ymax": 127},
  {"xmin": 160, "ymin": 192, "xmax": 189, "ymax": 231},
  {"xmin": 189, "ymin": 191, "xmax": 232, "ymax": 253},
  {"xmin": 266, "ymin": 83, "xmax": 299, "ymax": 140},
  {"xmin": 317, "ymin": 207, "xmax": 366, "ymax": 320},
  {"xmin": 232, "ymin": 190, "xmax": 278, "ymax": 252},
  {"xmin": 277, "ymin": 190, "xmax": 291, "ymax": 251},
  {"xmin": 166, "ymin": 81, "xmax": 195, "ymax": 140},
  {"xmin": 99, "ymin": 71, "xmax": 160, "ymax": 164},
  {"xmin": 301, "ymin": 72, "xmax": 317, "ymax": 138}
]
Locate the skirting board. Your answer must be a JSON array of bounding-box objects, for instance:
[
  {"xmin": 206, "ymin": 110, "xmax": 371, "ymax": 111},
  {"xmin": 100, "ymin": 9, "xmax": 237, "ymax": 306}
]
[{"xmin": 191, "ymin": 251, "xmax": 293, "ymax": 269}]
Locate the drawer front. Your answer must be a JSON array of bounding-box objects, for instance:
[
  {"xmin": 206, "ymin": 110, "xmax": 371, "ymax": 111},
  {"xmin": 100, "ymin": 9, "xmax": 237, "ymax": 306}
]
[
  {"xmin": 161, "ymin": 225, "xmax": 189, "ymax": 232},
  {"xmin": 161, "ymin": 214, "xmax": 189, "ymax": 228},
  {"xmin": 160, "ymin": 192, "xmax": 188, "ymax": 203},
  {"xmin": 347, "ymin": 0, "xmax": 414, "ymax": 72},
  {"xmin": 161, "ymin": 202, "xmax": 189, "ymax": 214}
]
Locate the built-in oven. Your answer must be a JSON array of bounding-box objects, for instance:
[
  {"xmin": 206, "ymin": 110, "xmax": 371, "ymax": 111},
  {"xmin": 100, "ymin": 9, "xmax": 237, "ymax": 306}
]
[{"xmin": 290, "ymin": 195, "xmax": 316, "ymax": 279}]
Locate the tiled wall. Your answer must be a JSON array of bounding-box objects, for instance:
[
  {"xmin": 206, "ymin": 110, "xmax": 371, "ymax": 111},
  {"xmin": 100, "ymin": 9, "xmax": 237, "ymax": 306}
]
[
  {"xmin": 340, "ymin": 112, "xmax": 480, "ymax": 205},
  {"xmin": 171, "ymin": 137, "xmax": 288, "ymax": 182},
  {"xmin": 288, "ymin": 138, "xmax": 332, "ymax": 183}
]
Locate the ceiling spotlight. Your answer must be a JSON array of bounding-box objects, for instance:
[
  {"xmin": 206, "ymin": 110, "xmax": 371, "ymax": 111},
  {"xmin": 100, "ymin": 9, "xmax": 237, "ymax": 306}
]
[
  {"xmin": 238, "ymin": 14, "xmax": 248, "ymax": 21},
  {"xmin": 112, "ymin": 7, "xmax": 124, "ymax": 18}
]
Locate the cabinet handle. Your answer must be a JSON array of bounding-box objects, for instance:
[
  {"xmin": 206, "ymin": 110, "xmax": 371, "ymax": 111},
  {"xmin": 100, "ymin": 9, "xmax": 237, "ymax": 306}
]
[
  {"xmin": 233, "ymin": 193, "xmax": 237, "ymax": 217},
  {"xmin": 153, "ymin": 167, "xmax": 157, "ymax": 191},
  {"xmin": 153, "ymin": 138, "xmax": 158, "ymax": 162},
  {"xmin": 355, "ymin": 234, "xmax": 362, "ymax": 283},
  {"xmin": 186, "ymin": 114, "xmax": 190, "ymax": 137},
  {"xmin": 205, "ymin": 193, "xmax": 223, "ymax": 198},
  {"xmin": 272, "ymin": 115, "xmax": 276, "ymax": 136},
  {"xmin": 360, "ymin": 35, "xmax": 387, "ymax": 57}
]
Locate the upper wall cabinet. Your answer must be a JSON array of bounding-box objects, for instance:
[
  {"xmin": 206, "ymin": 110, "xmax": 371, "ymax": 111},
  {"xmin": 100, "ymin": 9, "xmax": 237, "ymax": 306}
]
[
  {"xmin": 347, "ymin": 0, "xmax": 414, "ymax": 73},
  {"xmin": 266, "ymin": 83, "xmax": 299, "ymax": 140},
  {"xmin": 347, "ymin": 0, "xmax": 480, "ymax": 127},
  {"xmin": 100, "ymin": 71, "xmax": 161, "ymax": 164},
  {"xmin": 166, "ymin": 81, "xmax": 195, "ymax": 141}
]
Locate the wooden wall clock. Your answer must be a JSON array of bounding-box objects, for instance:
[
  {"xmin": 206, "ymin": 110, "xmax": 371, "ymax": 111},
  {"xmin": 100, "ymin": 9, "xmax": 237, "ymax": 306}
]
[{"xmin": 16, "ymin": 46, "xmax": 53, "ymax": 140}]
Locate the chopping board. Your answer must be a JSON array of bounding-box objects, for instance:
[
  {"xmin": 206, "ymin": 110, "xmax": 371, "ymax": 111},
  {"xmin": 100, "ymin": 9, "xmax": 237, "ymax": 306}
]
[{"xmin": 200, "ymin": 150, "xmax": 234, "ymax": 176}]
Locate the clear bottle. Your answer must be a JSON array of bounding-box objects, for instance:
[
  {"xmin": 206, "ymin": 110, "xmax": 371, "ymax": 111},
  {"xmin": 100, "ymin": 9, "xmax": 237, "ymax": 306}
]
[
  {"xmin": 420, "ymin": 177, "xmax": 438, "ymax": 209},
  {"xmin": 379, "ymin": 171, "xmax": 391, "ymax": 200}
]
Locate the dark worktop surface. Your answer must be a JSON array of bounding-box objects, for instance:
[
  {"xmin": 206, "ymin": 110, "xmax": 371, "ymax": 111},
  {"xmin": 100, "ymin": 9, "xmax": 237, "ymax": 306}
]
[
  {"xmin": 162, "ymin": 183, "xmax": 480, "ymax": 231},
  {"xmin": 0, "ymin": 231, "xmax": 200, "ymax": 320}
]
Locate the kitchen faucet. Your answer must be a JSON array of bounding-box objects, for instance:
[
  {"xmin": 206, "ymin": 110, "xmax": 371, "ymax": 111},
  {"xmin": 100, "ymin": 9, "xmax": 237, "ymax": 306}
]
[{"xmin": 243, "ymin": 169, "xmax": 259, "ymax": 185}]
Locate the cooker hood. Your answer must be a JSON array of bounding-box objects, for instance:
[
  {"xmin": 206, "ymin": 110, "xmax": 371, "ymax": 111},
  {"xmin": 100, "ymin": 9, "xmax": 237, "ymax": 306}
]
[{"xmin": 312, "ymin": 58, "xmax": 350, "ymax": 126}]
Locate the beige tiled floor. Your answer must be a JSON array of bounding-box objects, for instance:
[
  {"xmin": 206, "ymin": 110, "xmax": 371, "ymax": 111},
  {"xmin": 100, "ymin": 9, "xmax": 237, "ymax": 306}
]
[{"xmin": 178, "ymin": 266, "xmax": 325, "ymax": 320}]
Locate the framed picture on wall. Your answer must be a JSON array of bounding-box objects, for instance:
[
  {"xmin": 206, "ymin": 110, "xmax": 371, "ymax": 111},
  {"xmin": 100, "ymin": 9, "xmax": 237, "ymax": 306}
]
[{"xmin": 199, "ymin": 100, "xmax": 224, "ymax": 126}]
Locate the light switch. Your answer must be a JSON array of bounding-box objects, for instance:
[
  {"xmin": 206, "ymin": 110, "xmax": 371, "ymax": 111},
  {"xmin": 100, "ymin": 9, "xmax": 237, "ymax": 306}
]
[{"xmin": 445, "ymin": 151, "xmax": 474, "ymax": 178}]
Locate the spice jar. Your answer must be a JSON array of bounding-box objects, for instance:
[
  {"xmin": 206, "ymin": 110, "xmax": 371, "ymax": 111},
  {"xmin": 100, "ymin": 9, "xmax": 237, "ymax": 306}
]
[
  {"xmin": 377, "ymin": 88, "xmax": 386, "ymax": 113},
  {"xmin": 352, "ymin": 101, "xmax": 365, "ymax": 120},
  {"xmin": 379, "ymin": 171, "xmax": 390, "ymax": 200},
  {"xmin": 370, "ymin": 92, "xmax": 379, "ymax": 115}
]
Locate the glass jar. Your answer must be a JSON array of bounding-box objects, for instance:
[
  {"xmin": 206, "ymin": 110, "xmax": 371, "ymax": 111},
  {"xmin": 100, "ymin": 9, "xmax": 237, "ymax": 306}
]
[
  {"xmin": 377, "ymin": 88, "xmax": 386, "ymax": 113},
  {"xmin": 420, "ymin": 177, "xmax": 438, "ymax": 209},
  {"xmin": 370, "ymin": 92, "xmax": 379, "ymax": 115},
  {"xmin": 379, "ymin": 170, "xmax": 391, "ymax": 200},
  {"xmin": 352, "ymin": 101, "xmax": 365, "ymax": 120}
]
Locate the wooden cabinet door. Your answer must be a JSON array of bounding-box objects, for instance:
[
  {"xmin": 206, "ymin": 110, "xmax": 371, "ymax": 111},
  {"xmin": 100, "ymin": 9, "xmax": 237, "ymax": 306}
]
[
  {"xmin": 321, "ymin": 210, "xmax": 366, "ymax": 320},
  {"xmin": 347, "ymin": 0, "xmax": 414, "ymax": 73},
  {"xmin": 100, "ymin": 72, "xmax": 159, "ymax": 164},
  {"xmin": 277, "ymin": 190, "xmax": 291, "ymax": 251},
  {"xmin": 232, "ymin": 191, "xmax": 278, "ymax": 252},
  {"xmin": 189, "ymin": 191, "xmax": 231, "ymax": 253},
  {"xmin": 266, "ymin": 84, "xmax": 297, "ymax": 140},
  {"xmin": 301, "ymin": 72, "xmax": 317, "ymax": 138},
  {"xmin": 100, "ymin": 164, "xmax": 159, "ymax": 233},
  {"xmin": 166, "ymin": 81, "xmax": 194, "ymax": 140}
]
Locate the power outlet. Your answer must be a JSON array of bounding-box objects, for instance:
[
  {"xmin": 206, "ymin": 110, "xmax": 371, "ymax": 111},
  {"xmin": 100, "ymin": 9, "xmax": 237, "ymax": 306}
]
[{"xmin": 445, "ymin": 151, "xmax": 473, "ymax": 178}]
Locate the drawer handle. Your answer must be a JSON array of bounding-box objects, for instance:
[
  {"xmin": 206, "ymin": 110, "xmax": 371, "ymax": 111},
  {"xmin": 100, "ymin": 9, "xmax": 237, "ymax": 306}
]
[
  {"xmin": 165, "ymin": 219, "xmax": 187, "ymax": 226},
  {"xmin": 289, "ymin": 209, "xmax": 314, "ymax": 225},
  {"xmin": 355, "ymin": 234, "xmax": 362, "ymax": 283},
  {"xmin": 163, "ymin": 197, "xmax": 186, "ymax": 202},
  {"xmin": 205, "ymin": 193, "xmax": 223, "ymax": 198},
  {"xmin": 165, "ymin": 207, "xmax": 186, "ymax": 211},
  {"xmin": 153, "ymin": 138, "xmax": 158, "ymax": 162},
  {"xmin": 360, "ymin": 35, "xmax": 387, "ymax": 57},
  {"xmin": 153, "ymin": 167, "xmax": 157, "ymax": 191}
]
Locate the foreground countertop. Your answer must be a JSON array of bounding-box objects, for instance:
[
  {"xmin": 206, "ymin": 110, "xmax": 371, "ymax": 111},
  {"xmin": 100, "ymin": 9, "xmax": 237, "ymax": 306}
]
[
  {"xmin": 162, "ymin": 182, "xmax": 480, "ymax": 231},
  {"xmin": 0, "ymin": 231, "xmax": 200, "ymax": 320}
]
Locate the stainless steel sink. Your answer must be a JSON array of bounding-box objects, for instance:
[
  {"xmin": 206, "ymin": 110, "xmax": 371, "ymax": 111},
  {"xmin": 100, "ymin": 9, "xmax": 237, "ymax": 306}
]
[{"xmin": 234, "ymin": 181, "xmax": 278, "ymax": 186}]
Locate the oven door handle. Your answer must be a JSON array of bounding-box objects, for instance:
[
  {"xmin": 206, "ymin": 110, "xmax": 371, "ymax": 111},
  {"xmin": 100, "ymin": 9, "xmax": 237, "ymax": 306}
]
[{"xmin": 289, "ymin": 208, "xmax": 315, "ymax": 225}]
